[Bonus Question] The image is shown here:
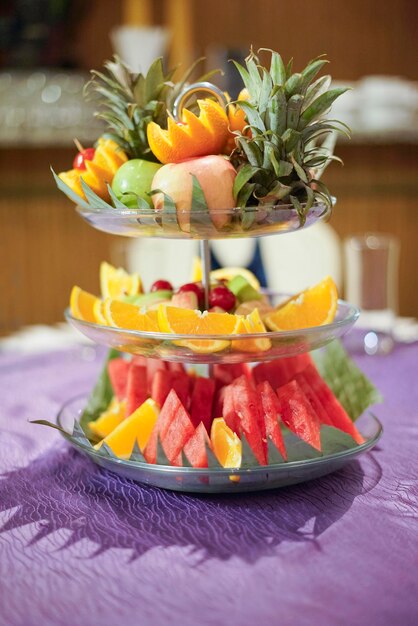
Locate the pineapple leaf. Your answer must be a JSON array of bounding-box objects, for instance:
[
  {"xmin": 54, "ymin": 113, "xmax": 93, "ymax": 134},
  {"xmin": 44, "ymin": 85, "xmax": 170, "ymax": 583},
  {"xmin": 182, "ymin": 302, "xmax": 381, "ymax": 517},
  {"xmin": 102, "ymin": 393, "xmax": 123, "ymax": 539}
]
[
  {"xmin": 236, "ymin": 100, "xmax": 266, "ymax": 132},
  {"xmin": 233, "ymin": 164, "xmax": 261, "ymax": 199},
  {"xmin": 303, "ymin": 75, "xmax": 332, "ymax": 110},
  {"xmin": 286, "ymin": 94, "xmax": 304, "ymax": 130},
  {"xmin": 51, "ymin": 167, "xmax": 90, "ymax": 210},
  {"xmin": 266, "ymin": 50, "xmax": 286, "ymax": 85},
  {"xmin": 290, "ymin": 194, "xmax": 306, "ymax": 224},
  {"xmin": 299, "ymin": 87, "xmax": 350, "ymax": 128},
  {"xmin": 290, "ymin": 154, "xmax": 309, "ymax": 183},
  {"xmin": 237, "ymin": 182, "xmax": 256, "ymax": 209},
  {"xmin": 80, "ymin": 179, "xmax": 113, "ymax": 209},
  {"xmin": 285, "ymin": 58, "xmax": 294, "ymax": 79},
  {"xmin": 231, "ymin": 60, "xmax": 253, "ymax": 95},
  {"xmin": 107, "ymin": 185, "xmax": 129, "ymax": 209},
  {"xmin": 190, "ymin": 175, "xmax": 208, "ymax": 211},
  {"xmin": 144, "ymin": 57, "xmax": 166, "ymax": 102},
  {"xmin": 237, "ymin": 136, "xmax": 263, "ymax": 167},
  {"xmin": 301, "ymin": 58, "xmax": 329, "ymax": 91},
  {"xmin": 284, "ymin": 72, "xmax": 303, "ymax": 98},
  {"xmin": 265, "ymin": 86, "xmax": 287, "ymax": 136},
  {"xmin": 258, "ymin": 69, "xmax": 273, "ymax": 117}
]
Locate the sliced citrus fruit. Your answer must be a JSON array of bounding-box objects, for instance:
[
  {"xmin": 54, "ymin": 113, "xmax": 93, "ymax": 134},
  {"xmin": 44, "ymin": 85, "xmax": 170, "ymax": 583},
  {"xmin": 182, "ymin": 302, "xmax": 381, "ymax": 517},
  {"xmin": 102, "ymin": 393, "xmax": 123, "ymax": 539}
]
[
  {"xmin": 95, "ymin": 398, "xmax": 159, "ymax": 458},
  {"xmin": 70, "ymin": 286, "xmax": 99, "ymax": 323},
  {"xmin": 157, "ymin": 305, "xmax": 241, "ymax": 353},
  {"xmin": 232, "ymin": 308, "xmax": 272, "ymax": 352},
  {"xmin": 211, "ymin": 418, "xmax": 242, "ymax": 468},
  {"xmin": 88, "ymin": 398, "xmax": 126, "ymax": 439},
  {"xmin": 210, "ymin": 267, "xmax": 260, "ymax": 290},
  {"xmin": 263, "ymin": 276, "xmax": 338, "ymax": 331},
  {"xmin": 100, "ymin": 261, "xmax": 142, "ymax": 299},
  {"xmin": 93, "ymin": 298, "xmax": 107, "ymax": 324},
  {"xmin": 147, "ymin": 98, "xmax": 229, "ymax": 164},
  {"xmin": 103, "ymin": 299, "xmax": 159, "ymax": 331}
]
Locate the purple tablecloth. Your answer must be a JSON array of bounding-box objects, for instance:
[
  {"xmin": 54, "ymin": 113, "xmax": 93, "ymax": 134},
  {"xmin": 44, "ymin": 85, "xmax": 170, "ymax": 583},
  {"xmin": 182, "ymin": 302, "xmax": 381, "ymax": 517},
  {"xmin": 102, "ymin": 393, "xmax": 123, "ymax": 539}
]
[{"xmin": 1, "ymin": 342, "xmax": 417, "ymax": 626}]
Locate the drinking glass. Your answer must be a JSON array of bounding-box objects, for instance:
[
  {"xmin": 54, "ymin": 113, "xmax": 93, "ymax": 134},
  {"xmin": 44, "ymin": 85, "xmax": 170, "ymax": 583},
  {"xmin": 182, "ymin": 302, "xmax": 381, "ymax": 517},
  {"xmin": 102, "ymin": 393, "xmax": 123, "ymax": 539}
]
[{"xmin": 344, "ymin": 233, "xmax": 400, "ymax": 355}]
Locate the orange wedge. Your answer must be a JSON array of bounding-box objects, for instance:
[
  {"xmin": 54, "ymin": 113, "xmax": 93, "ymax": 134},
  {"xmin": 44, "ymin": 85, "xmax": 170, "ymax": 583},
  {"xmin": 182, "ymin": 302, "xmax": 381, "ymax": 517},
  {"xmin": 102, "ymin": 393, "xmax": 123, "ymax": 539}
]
[
  {"xmin": 211, "ymin": 418, "xmax": 242, "ymax": 468},
  {"xmin": 232, "ymin": 309, "xmax": 272, "ymax": 352},
  {"xmin": 100, "ymin": 261, "xmax": 142, "ymax": 299},
  {"xmin": 95, "ymin": 398, "xmax": 159, "ymax": 458},
  {"xmin": 103, "ymin": 299, "xmax": 159, "ymax": 331},
  {"xmin": 88, "ymin": 398, "xmax": 126, "ymax": 439},
  {"xmin": 70, "ymin": 286, "xmax": 99, "ymax": 323},
  {"xmin": 263, "ymin": 276, "xmax": 338, "ymax": 331},
  {"xmin": 93, "ymin": 299, "xmax": 107, "ymax": 325},
  {"xmin": 157, "ymin": 305, "xmax": 240, "ymax": 353}
]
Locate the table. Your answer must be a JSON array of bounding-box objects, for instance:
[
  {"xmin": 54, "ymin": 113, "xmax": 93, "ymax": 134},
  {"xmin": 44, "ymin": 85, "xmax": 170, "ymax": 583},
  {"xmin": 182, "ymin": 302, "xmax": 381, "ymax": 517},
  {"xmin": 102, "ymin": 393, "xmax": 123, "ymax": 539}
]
[{"xmin": 1, "ymin": 341, "xmax": 417, "ymax": 626}]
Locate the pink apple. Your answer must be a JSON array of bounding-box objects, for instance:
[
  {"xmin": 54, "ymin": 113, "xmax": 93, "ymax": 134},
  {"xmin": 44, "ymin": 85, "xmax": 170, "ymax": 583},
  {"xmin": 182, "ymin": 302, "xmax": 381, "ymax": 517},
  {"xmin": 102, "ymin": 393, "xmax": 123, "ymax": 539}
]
[{"xmin": 151, "ymin": 155, "xmax": 237, "ymax": 231}]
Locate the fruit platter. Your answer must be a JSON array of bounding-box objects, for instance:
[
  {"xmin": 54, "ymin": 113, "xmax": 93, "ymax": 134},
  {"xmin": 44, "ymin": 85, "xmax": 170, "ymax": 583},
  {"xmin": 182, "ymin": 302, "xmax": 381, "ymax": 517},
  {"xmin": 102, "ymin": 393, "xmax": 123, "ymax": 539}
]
[
  {"xmin": 66, "ymin": 262, "xmax": 359, "ymax": 362},
  {"xmin": 38, "ymin": 47, "xmax": 383, "ymax": 492},
  {"xmin": 52, "ymin": 49, "xmax": 348, "ymax": 239}
]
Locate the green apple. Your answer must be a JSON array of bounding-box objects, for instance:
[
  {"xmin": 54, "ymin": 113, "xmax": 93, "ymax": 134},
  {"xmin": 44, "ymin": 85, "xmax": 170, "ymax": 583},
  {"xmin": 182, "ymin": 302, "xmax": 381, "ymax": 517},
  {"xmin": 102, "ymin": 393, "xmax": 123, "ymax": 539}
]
[{"xmin": 112, "ymin": 159, "xmax": 162, "ymax": 208}]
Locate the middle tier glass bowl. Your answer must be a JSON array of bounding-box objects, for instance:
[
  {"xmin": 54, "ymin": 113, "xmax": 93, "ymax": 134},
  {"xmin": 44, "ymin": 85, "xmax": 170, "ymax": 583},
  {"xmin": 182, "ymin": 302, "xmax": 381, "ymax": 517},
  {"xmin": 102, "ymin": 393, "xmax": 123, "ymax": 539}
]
[
  {"xmin": 65, "ymin": 295, "xmax": 360, "ymax": 364},
  {"xmin": 76, "ymin": 200, "xmax": 331, "ymax": 239}
]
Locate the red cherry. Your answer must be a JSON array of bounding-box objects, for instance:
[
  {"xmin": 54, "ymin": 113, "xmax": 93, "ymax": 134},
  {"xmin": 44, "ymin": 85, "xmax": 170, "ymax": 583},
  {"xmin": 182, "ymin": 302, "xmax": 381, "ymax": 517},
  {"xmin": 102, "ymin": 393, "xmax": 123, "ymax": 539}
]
[
  {"xmin": 73, "ymin": 147, "xmax": 96, "ymax": 170},
  {"xmin": 150, "ymin": 279, "xmax": 173, "ymax": 292},
  {"xmin": 209, "ymin": 285, "xmax": 236, "ymax": 312},
  {"xmin": 177, "ymin": 282, "xmax": 205, "ymax": 304}
]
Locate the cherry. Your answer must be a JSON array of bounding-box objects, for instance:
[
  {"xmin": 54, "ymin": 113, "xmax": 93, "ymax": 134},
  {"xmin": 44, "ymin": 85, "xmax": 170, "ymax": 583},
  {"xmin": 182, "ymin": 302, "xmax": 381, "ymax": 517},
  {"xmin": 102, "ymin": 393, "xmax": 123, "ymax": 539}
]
[
  {"xmin": 73, "ymin": 147, "xmax": 96, "ymax": 170},
  {"xmin": 209, "ymin": 285, "xmax": 236, "ymax": 312},
  {"xmin": 177, "ymin": 282, "xmax": 205, "ymax": 305},
  {"xmin": 150, "ymin": 279, "xmax": 173, "ymax": 292}
]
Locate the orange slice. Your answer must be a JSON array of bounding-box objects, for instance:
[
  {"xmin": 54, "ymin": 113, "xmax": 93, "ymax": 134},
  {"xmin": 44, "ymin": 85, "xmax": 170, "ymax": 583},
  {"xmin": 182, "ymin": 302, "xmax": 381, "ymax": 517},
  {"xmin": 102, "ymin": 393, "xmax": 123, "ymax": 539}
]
[
  {"xmin": 157, "ymin": 305, "xmax": 240, "ymax": 353},
  {"xmin": 95, "ymin": 399, "xmax": 159, "ymax": 458},
  {"xmin": 147, "ymin": 98, "xmax": 229, "ymax": 164},
  {"xmin": 70, "ymin": 286, "xmax": 99, "ymax": 323},
  {"xmin": 232, "ymin": 309, "xmax": 272, "ymax": 352},
  {"xmin": 211, "ymin": 418, "xmax": 242, "ymax": 468},
  {"xmin": 88, "ymin": 398, "xmax": 126, "ymax": 439},
  {"xmin": 100, "ymin": 261, "xmax": 142, "ymax": 299},
  {"xmin": 103, "ymin": 299, "xmax": 159, "ymax": 331},
  {"xmin": 93, "ymin": 298, "xmax": 107, "ymax": 325},
  {"xmin": 263, "ymin": 276, "xmax": 338, "ymax": 331}
]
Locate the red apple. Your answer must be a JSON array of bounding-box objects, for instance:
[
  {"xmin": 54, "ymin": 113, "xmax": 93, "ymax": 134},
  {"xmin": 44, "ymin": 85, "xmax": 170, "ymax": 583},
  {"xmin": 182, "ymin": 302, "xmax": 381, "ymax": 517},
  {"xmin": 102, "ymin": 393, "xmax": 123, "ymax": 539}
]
[{"xmin": 151, "ymin": 155, "xmax": 237, "ymax": 231}]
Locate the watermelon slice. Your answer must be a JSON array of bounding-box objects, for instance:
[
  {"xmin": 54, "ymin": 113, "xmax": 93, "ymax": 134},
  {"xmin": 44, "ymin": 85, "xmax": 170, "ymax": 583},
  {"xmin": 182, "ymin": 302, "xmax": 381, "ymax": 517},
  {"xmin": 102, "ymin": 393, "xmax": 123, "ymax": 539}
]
[
  {"xmin": 232, "ymin": 375, "xmax": 267, "ymax": 465},
  {"xmin": 253, "ymin": 354, "xmax": 312, "ymax": 389},
  {"xmin": 144, "ymin": 389, "xmax": 195, "ymax": 466},
  {"xmin": 183, "ymin": 422, "xmax": 211, "ymax": 468},
  {"xmin": 276, "ymin": 379, "xmax": 321, "ymax": 451},
  {"xmin": 125, "ymin": 362, "xmax": 148, "ymax": 416},
  {"xmin": 108, "ymin": 358, "xmax": 130, "ymax": 400},
  {"xmin": 150, "ymin": 369, "xmax": 191, "ymax": 409},
  {"xmin": 294, "ymin": 368, "xmax": 333, "ymax": 426},
  {"xmin": 212, "ymin": 386, "xmax": 227, "ymax": 420},
  {"xmin": 190, "ymin": 376, "xmax": 215, "ymax": 431},
  {"xmin": 171, "ymin": 372, "xmax": 191, "ymax": 409},
  {"xmin": 167, "ymin": 362, "xmax": 187, "ymax": 375},
  {"xmin": 145, "ymin": 358, "xmax": 168, "ymax": 392},
  {"xmin": 213, "ymin": 363, "xmax": 252, "ymax": 388},
  {"xmin": 257, "ymin": 381, "xmax": 287, "ymax": 460},
  {"xmin": 302, "ymin": 364, "xmax": 364, "ymax": 444},
  {"xmin": 222, "ymin": 383, "xmax": 239, "ymax": 434},
  {"xmin": 160, "ymin": 398, "xmax": 195, "ymax": 466}
]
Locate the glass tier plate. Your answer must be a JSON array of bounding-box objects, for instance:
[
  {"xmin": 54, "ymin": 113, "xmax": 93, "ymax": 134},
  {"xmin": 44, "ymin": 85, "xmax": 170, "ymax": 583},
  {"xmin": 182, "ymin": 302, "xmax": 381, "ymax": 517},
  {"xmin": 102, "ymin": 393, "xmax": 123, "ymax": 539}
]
[
  {"xmin": 76, "ymin": 201, "xmax": 330, "ymax": 239},
  {"xmin": 65, "ymin": 296, "xmax": 360, "ymax": 364},
  {"xmin": 57, "ymin": 395, "xmax": 382, "ymax": 494}
]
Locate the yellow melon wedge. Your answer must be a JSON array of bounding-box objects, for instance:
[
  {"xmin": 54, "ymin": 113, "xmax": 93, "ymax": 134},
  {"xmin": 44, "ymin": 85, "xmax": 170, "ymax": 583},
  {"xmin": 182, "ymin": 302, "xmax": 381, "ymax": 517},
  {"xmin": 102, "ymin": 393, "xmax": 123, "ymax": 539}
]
[{"xmin": 95, "ymin": 398, "xmax": 159, "ymax": 458}]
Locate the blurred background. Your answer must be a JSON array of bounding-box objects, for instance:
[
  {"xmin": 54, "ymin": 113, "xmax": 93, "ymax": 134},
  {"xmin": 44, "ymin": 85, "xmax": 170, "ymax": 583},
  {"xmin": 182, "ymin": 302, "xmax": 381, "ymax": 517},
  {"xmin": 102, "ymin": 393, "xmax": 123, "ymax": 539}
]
[{"xmin": 1, "ymin": 0, "xmax": 417, "ymax": 337}]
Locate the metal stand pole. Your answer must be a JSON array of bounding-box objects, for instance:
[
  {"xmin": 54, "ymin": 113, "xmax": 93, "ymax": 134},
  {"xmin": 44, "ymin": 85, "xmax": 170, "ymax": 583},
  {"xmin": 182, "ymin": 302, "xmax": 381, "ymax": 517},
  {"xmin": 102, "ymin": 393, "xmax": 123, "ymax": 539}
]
[{"xmin": 199, "ymin": 239, "xmax": 214, "ymax": 378}]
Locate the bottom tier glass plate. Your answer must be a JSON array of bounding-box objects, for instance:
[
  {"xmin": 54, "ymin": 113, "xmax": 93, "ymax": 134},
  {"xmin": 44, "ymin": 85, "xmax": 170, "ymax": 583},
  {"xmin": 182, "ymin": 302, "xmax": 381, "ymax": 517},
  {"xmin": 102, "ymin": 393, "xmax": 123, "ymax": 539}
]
[
  {"xmin": 65, "ymin": 297, "xmax": 359, "ymax": 364},
  {"xmin": 57, "ymin": 395, "xmax": 382, "ymax": 494}
]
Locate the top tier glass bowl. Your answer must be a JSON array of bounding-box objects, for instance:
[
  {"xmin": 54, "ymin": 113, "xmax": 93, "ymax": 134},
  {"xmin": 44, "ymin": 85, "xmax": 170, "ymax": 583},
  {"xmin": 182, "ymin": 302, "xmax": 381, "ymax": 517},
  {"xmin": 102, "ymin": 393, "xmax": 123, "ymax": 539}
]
[{"xmin": 76, "ymin": 200, "xmax": 330, "ymax": 239}]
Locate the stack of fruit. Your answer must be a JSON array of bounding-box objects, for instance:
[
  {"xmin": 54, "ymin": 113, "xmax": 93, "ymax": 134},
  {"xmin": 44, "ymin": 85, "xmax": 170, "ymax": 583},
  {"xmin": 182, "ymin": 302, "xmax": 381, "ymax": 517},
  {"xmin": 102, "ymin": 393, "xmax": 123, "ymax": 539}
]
[
  {"xmin": 85, "ymin": 351, "xmax": 365, "ymax": 468},
  {"xmin": 70, "ymin": 262, "xmax": 338, "ymax": 354},
  {"xmin": 53, "ymin": 49, "xmax": 349, "ymax": 232}
]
